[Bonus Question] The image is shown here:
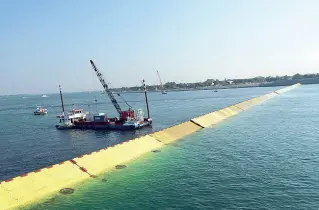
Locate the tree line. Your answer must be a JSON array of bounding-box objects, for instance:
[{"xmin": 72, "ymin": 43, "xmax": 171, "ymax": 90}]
[{"xmin": 115, "ymin": 73, "xmax": 319, "ymax": 91}]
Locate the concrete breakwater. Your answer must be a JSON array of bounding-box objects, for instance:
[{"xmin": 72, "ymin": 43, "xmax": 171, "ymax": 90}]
[{"xmin": 0, "ymin": 83, "xmax": 301, "ymax": 210}]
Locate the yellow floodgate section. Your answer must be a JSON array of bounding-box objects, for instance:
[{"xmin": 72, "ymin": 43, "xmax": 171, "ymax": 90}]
[
  {"xmin": 191, "ymin": 84, "xmax": 300, "ymax": 128},
  {"xmin": 1, "ymin": 84, "xmax": 301, "ymax": 209},
  {"xmin": 235, "ymin": 97, "xmax": 259, "ymax": 110},
  {"xmin": 276, "ymin": 83, "xmax": 301, "ymax": 94},
  {"xmin": 150, "ymin": 121, "xmax": 202, "ymax": 144},
  {"xmin": 0, "ymin": 185, "xmax": 18, "ymax": 210},
  {"xmin": 262, "ymin": 92, "xmax": 277, "ymax": 100},
  {"xmin": 73, "ymin": 135, "xmax": 163, "ymax": 175},
  {"xmin": 0, "ymin": 161, "xmax": 90, "ymax": 209},
  {"xmin": 193, "ymin": 97, "xmax": 262, "ymax": 128},
  {"xmin": 191, "ymin": 105, "xmax": 243, "ymax": 128}
]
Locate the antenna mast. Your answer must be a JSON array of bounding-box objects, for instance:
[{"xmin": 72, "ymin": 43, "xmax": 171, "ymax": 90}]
[
  {"xmin": 59, "ymin": 85, "xmax": 65, "ymax": 116},
  {"xmin": 142, "ymin": 79, "xmax": 150, "ymax": 119}
]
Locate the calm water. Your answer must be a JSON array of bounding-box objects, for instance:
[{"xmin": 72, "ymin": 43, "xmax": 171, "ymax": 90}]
[
  {"xmin": 0, "ymin": 87, "xmax": 276, "ymax": 182},
  {"xmin": 2, "ymin": 85, "xmax": 317, "ymax": 209}
]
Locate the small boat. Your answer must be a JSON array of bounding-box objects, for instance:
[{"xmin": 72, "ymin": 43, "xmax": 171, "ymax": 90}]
[
  {"xmin": 42, "ymin": 94, "xmax": 48, "ymax": 98},
  {"xmin": 56, "ymin": 85, "xmax": 87, "ymax": 129},
  {"xmin": 34, "ymin": 106, "xmax": 48, "ymax": 115},
  {"xmin": 56, "ymin": 109, "xmax": 87, "ymax": 129},
  {"xmin": 214, "ymin": 90, "xmax": 218, "ymax": 92}
]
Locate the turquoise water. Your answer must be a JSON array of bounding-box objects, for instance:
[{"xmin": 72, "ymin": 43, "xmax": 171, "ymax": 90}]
[{"xmin": 3, "ymin": 85, "xmax": 317, "ymax": 209}]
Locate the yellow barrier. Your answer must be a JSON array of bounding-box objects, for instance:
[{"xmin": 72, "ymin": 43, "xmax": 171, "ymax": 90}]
[
  {"xmin": 2, "ymin": 83, "xmax": 301, "ymax": 209},
  {"xmin": 0, "ymin": 161, "xmax": 90, "ymax": 209},
  {"xmin": 150, "ymin": 121, "xmax": 202, "ymax": 144},
  {"xmin": 235, "ymin": 98, "xmax": 256, "ymax": 110},
  {"xmin": 0, "ymin": 186, "xmax": 18, "ymax": 210},
  {"xmin": 263, "ymin": 92, "xmax": 277, "ymax": 100},
  {"xmin": 276, "ymin": 83, "xmax": 301, "ymax": 94},
  {"xmin": 191, "ymin": 111, "xmax": 228, "ymax": 128},
  {"xmin": 73, "ymin": 135, "xmax": 164, "ymax": 175},
  {"xmin": 235, "ymin": 93, "xmax": 272, "ymax": 110},
  {"xmin": 191, "ymin": 105, "xmax": 243, "ymax": 128},
  {"xmin": 218, "ymin": 106, "xmax": 241, "ymax": 117},
  {"xmin": 190, "ymin": 85, "xmax": 298, "ymax": 128},
  {"xmin": 227, "ymin": 105, "xmax": 243, "ymax": 113}
]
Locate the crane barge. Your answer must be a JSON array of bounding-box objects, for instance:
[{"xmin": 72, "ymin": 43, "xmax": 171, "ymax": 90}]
[{"xmin": 56, "ymin": 60, "xmax": 152, "ymax": 130}]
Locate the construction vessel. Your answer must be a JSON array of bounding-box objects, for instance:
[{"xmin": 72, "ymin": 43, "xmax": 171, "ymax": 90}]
[{"xmin": 56, "ymin": 60, "xmax": 152, "ymax": 130}]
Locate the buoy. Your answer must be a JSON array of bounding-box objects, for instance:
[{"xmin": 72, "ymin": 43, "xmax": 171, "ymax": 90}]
[
  {"xmin": 59, "ymin": 188, "xmax": 75, "ymax": 195},
  {"xmin": 115, "ymin": 164, "xmax": 127, "ymax": 169}
]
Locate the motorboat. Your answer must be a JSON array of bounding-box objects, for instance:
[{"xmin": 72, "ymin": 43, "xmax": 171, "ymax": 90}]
[{"xmin": 34, "ymin": 106, "xmax": 48, "ymax": 115}]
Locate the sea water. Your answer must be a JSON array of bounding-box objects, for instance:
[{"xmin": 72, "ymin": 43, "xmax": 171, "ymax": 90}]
[{"xmin": 3, "ymin": 85, "xmax": 318, "ymax": 209}]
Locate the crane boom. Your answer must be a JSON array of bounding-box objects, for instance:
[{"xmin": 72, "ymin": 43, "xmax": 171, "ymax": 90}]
[
  {"xmin": 90, "ymin": 60, "xmax": 122, "ymax": 115},
  {"xmin": 156, "ymin": 70, "xmax": 164, "ymax": 89}
]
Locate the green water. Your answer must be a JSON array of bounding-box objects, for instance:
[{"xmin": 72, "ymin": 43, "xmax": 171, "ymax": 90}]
[{"xmin": 23, "ymin": 85, "xmax": 319, "ymax": 210}]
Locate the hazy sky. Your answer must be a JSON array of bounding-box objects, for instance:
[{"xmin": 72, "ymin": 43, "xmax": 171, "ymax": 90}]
[{"xmin": 1, "ymin": 0, "xmax": 319, "ymax": 95}]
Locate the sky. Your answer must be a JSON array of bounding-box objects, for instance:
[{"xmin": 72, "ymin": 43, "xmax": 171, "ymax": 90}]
[{"xmin": 1, "ymin": 0, "xmax": 319, "ymax": 95}]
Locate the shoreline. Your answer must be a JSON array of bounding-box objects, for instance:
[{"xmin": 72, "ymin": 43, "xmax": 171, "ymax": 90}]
[
  {"xmin": 2, "ymin": 77, "xmax": 318, "ymax": 96},
  {"xmin": 115, "ymin": 83, "xmax": 286, "ymax": 94}
]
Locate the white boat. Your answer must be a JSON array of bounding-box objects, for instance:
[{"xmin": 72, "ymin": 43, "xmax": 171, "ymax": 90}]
[
  {"xmin": 69, "ymin": 109, "xmax": 87, "ymax": 120},
  {"xmin": 56, "ymin": 109, "xmax": 87, "ymax": 129},
  {"xmin": 42, "ymin": 94, "xmax": 48, "ymax": 98},
  {"xmin": 34, "ymin": 106, "xmax": 48, "ymax": 115},
  {"xmin": 56, "ymin": 85, "xmax": 87, "ymax": 129}
]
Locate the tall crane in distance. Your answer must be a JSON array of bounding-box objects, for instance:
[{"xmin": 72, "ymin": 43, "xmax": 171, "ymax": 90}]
[
  {"xmin": 156, "ymin": 70, "xmax": 167, "ymax": 94},
  {"xmin": 90, "ymin": 60, "xmax": 134, "ymax": 120}
]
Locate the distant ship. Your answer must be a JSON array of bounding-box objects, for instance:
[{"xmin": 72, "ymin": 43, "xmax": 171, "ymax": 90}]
[{"xmin": 41, "ymin": 94, "xmax": 48, "ymax": 98}]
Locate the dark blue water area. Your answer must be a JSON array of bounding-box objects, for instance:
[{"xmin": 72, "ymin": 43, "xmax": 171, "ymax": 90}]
[{"xmin": 0, "ymin": 87, "xmax": 277, "ymax": 181}]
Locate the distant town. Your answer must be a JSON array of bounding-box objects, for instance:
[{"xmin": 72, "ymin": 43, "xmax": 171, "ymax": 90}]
[{"xmin": 113, "ymin": 73, "xmax": 319, "ymax": 92}]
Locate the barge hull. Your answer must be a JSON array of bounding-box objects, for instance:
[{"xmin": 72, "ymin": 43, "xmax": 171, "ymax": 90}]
[{"xmin": 57, "ymin": 120, "xmax": 152, "ymax": 130}]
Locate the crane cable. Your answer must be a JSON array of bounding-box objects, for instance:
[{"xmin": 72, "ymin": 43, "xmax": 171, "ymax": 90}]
[
  {"xmin": 90, "ymin": 62, "xmax": 132, "ymax": 109},
  {"xmin": 103, "ymin": 78, "xmax": 132, "ymax": 109}
]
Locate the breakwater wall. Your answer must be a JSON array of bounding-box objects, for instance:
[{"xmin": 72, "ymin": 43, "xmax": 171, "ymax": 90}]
[{"xmin": 0, "ymin": 83, "xmax": 301, "ymax": 209}]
